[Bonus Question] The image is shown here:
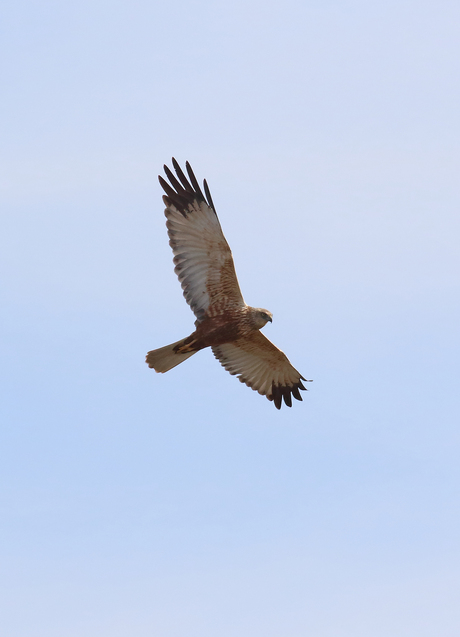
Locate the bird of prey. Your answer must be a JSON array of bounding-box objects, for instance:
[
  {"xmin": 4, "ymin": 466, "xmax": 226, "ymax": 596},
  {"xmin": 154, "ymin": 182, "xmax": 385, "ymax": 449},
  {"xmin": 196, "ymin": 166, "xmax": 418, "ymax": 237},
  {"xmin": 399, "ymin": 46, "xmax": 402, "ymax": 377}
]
[{"xmin": 146, "ymin": 159, "xmax": 311, "ymax": 409}]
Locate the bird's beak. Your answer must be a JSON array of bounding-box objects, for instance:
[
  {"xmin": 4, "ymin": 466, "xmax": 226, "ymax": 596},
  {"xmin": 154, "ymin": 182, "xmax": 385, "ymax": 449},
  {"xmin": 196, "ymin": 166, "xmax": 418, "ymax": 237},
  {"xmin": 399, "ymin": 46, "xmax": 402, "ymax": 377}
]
[{"xmin": 268, "ymin": 317, "xmax": 273, "ymax": 323}]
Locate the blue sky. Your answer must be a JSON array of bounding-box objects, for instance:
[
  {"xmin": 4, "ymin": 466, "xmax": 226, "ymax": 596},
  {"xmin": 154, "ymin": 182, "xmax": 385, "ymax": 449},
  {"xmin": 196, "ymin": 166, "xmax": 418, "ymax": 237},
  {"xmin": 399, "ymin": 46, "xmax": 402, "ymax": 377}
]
[{"xmin": 1, "ymin": 0, "xmax": 460, "ymax": 635}]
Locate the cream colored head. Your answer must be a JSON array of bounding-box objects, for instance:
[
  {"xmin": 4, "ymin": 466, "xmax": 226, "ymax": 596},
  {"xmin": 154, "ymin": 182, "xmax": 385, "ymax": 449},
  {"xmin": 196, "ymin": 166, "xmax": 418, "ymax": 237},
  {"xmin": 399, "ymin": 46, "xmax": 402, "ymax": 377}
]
[{"xmin": 250, "ymin": 307, "xmax": 273, "ymax": 329}]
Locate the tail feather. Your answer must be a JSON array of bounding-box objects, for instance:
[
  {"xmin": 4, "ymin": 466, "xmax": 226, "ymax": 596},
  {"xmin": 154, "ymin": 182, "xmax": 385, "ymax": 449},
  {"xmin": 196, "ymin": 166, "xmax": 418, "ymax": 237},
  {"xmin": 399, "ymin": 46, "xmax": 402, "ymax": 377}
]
[{"xmin": 146, "ymin": 337, "xmax": 196, "ymax": 373}]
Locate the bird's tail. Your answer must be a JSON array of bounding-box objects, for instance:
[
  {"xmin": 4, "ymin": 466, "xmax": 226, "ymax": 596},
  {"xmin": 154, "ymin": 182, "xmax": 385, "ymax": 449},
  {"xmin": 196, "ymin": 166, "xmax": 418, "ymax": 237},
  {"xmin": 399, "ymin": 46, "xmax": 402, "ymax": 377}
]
[{"xmin": 145, "ymin": 336, "xmax": 197, "ymax": 373}]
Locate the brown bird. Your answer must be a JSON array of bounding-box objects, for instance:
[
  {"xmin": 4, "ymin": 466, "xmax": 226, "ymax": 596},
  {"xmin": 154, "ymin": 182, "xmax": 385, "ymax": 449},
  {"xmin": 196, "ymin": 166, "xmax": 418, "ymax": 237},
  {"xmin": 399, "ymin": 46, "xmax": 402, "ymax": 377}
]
[{"xmin": 146, "ymin": 159, "xmax": 311, "ymax": 409}]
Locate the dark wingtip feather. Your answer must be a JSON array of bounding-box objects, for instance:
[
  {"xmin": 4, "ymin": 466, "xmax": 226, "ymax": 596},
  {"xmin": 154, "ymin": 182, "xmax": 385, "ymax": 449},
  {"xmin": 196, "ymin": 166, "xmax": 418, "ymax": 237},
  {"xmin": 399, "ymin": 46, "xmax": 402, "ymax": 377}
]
[
  {"xmin": 161, "ymin": 159, "xmax": 219, "ymax": 219},
  {"xmin": 158, "ymin": 175, "xmax": 177, "ymax": 197},
  {"xmin": 282, "ymin": 386, "xmax": 293, "ymax": 407},
  {"xmin": 171, "ymin": 158, "xmax": 194, "ymax": 192},
  {"xmin": 270, "ymin": 377, "xmax": 309, "ymax": 410},
  {"xmin": 163, "ymin": 164, "xmax": 184, "ymax": 193},
  {"xmin": 185, "ymin": 161, "xmax": 206, "ymax": 201},
  {"xmin": 161, "ymin": 159, "xmax": 220, "ymax": 217},
  {"xmin": 292, "ymin": 386, "xmax": 303, "ymax": 402},
  {"xmin": 159, "ymin": 175, "xmax": 191, "ymax": 216},
  {"xmin": 271, "ymin": 384, "xmax": 283, "ymax": 409},
  {"xmin": 203, "ymin": 178, "xmax": 216, "ymax": 212}
]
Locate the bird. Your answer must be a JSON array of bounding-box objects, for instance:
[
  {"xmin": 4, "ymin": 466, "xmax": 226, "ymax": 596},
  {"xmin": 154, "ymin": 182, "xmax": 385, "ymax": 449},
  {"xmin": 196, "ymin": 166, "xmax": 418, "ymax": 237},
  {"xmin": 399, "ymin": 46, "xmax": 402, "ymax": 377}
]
[{"xmin": 146, "ymin": 159, "xmax": 311, "ymax": 409}]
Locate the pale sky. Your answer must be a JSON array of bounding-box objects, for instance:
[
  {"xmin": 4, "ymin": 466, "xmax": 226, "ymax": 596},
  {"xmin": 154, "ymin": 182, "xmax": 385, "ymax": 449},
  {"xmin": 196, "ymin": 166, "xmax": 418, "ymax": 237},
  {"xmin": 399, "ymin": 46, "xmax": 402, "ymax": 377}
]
[{"xmin": 1, "ymin": 1, "xmax": 460, "ymax": 635}]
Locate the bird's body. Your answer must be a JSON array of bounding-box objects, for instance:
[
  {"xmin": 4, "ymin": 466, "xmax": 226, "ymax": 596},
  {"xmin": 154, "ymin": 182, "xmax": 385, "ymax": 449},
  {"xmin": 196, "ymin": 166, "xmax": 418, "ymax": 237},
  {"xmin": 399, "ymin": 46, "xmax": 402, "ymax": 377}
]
[
  {"xmin": 146, "ymin": 159, "xmax": 311, "ymax": 409},
  {"xmin": 177, "ymin": 310, "xmax": 253, "ymax": 352}
]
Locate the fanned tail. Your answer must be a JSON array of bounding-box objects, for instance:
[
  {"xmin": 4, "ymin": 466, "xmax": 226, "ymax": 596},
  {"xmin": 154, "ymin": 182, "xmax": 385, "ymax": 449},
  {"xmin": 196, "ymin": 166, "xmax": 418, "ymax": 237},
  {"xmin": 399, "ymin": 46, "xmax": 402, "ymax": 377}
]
[{"xmin": 146, "ymin": 337, "xmax": 197, "ymax": 373}]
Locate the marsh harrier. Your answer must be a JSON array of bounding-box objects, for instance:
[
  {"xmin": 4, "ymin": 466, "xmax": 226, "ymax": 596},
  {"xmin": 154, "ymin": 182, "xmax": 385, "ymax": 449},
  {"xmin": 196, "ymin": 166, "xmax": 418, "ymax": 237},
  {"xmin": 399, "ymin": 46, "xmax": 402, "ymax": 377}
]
[{"xmin": 146, "ymin": 159, "xmax": 311, "ymax": 409}]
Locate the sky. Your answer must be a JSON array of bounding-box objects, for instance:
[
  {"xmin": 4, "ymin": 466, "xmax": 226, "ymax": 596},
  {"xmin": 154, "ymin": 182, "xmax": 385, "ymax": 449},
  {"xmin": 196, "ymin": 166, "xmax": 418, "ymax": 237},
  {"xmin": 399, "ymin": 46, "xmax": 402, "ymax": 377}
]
[{"xmin": 1, "ymin": 0, "xmax": 460, "ymax": 635}]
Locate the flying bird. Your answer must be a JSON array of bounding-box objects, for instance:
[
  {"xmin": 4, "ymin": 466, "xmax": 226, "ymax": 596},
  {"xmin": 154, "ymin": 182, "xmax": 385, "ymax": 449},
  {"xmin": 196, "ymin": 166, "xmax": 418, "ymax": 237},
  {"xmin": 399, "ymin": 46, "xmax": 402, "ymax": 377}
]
[{"xmin": 146, "ymin": 159, "xmax": 311, "ymax": 409}]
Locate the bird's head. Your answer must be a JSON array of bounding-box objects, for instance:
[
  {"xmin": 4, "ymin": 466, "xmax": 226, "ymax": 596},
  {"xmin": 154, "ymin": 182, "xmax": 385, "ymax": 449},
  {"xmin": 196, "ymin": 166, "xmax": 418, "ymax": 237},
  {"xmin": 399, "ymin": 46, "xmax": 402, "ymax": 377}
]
[{"xmin": 253, "ymin": 308, "xmax": 273, "ymax": 329}]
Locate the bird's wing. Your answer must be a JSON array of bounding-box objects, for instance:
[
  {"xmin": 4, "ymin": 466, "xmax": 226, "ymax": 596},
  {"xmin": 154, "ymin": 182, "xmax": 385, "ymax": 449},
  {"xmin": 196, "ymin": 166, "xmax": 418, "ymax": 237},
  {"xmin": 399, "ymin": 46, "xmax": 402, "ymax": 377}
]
[
  {"xmin": 160, "ymin": 159, "xmax": 245, "ymax": 322},
  {"xmin": 212, "ymin": 331, "xmax": 309, "ymax": 409}
]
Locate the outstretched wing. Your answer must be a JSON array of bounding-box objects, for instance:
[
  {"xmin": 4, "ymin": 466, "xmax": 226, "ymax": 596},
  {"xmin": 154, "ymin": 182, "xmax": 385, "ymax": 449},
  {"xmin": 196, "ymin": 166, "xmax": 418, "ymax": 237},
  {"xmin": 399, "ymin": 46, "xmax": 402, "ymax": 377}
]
[
  {"xmin": 212, "ymin": 331, "xmax": 310, "ymax": 409},
  {"xmin": 159, "ymin": 159, "xmax": 245, "ymax": 322}
]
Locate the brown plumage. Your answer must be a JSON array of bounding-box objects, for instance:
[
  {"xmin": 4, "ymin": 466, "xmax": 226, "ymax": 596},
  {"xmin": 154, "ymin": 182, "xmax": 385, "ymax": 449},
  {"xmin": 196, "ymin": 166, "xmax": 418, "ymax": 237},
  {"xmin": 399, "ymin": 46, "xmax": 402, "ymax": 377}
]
[{"xmin": 146, "ymin": 159, "xmax": 311, "ymax": 409}]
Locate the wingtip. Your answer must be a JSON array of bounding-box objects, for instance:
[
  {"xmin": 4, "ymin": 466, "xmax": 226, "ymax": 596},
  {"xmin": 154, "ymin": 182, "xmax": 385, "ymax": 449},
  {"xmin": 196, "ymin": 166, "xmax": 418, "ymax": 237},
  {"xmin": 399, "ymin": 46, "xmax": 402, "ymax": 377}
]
[{"xmin": 203, "ymin": 178, "xmax": 216, "ymax": 212}]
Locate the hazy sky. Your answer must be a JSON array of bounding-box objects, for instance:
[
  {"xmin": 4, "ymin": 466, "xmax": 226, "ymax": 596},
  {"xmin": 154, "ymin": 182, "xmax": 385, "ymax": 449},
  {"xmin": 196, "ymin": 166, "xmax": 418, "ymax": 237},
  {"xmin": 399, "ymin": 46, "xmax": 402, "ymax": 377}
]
[{"xmin": 1, "ymin": 1, "xmax": 460, "ymax": 635}]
